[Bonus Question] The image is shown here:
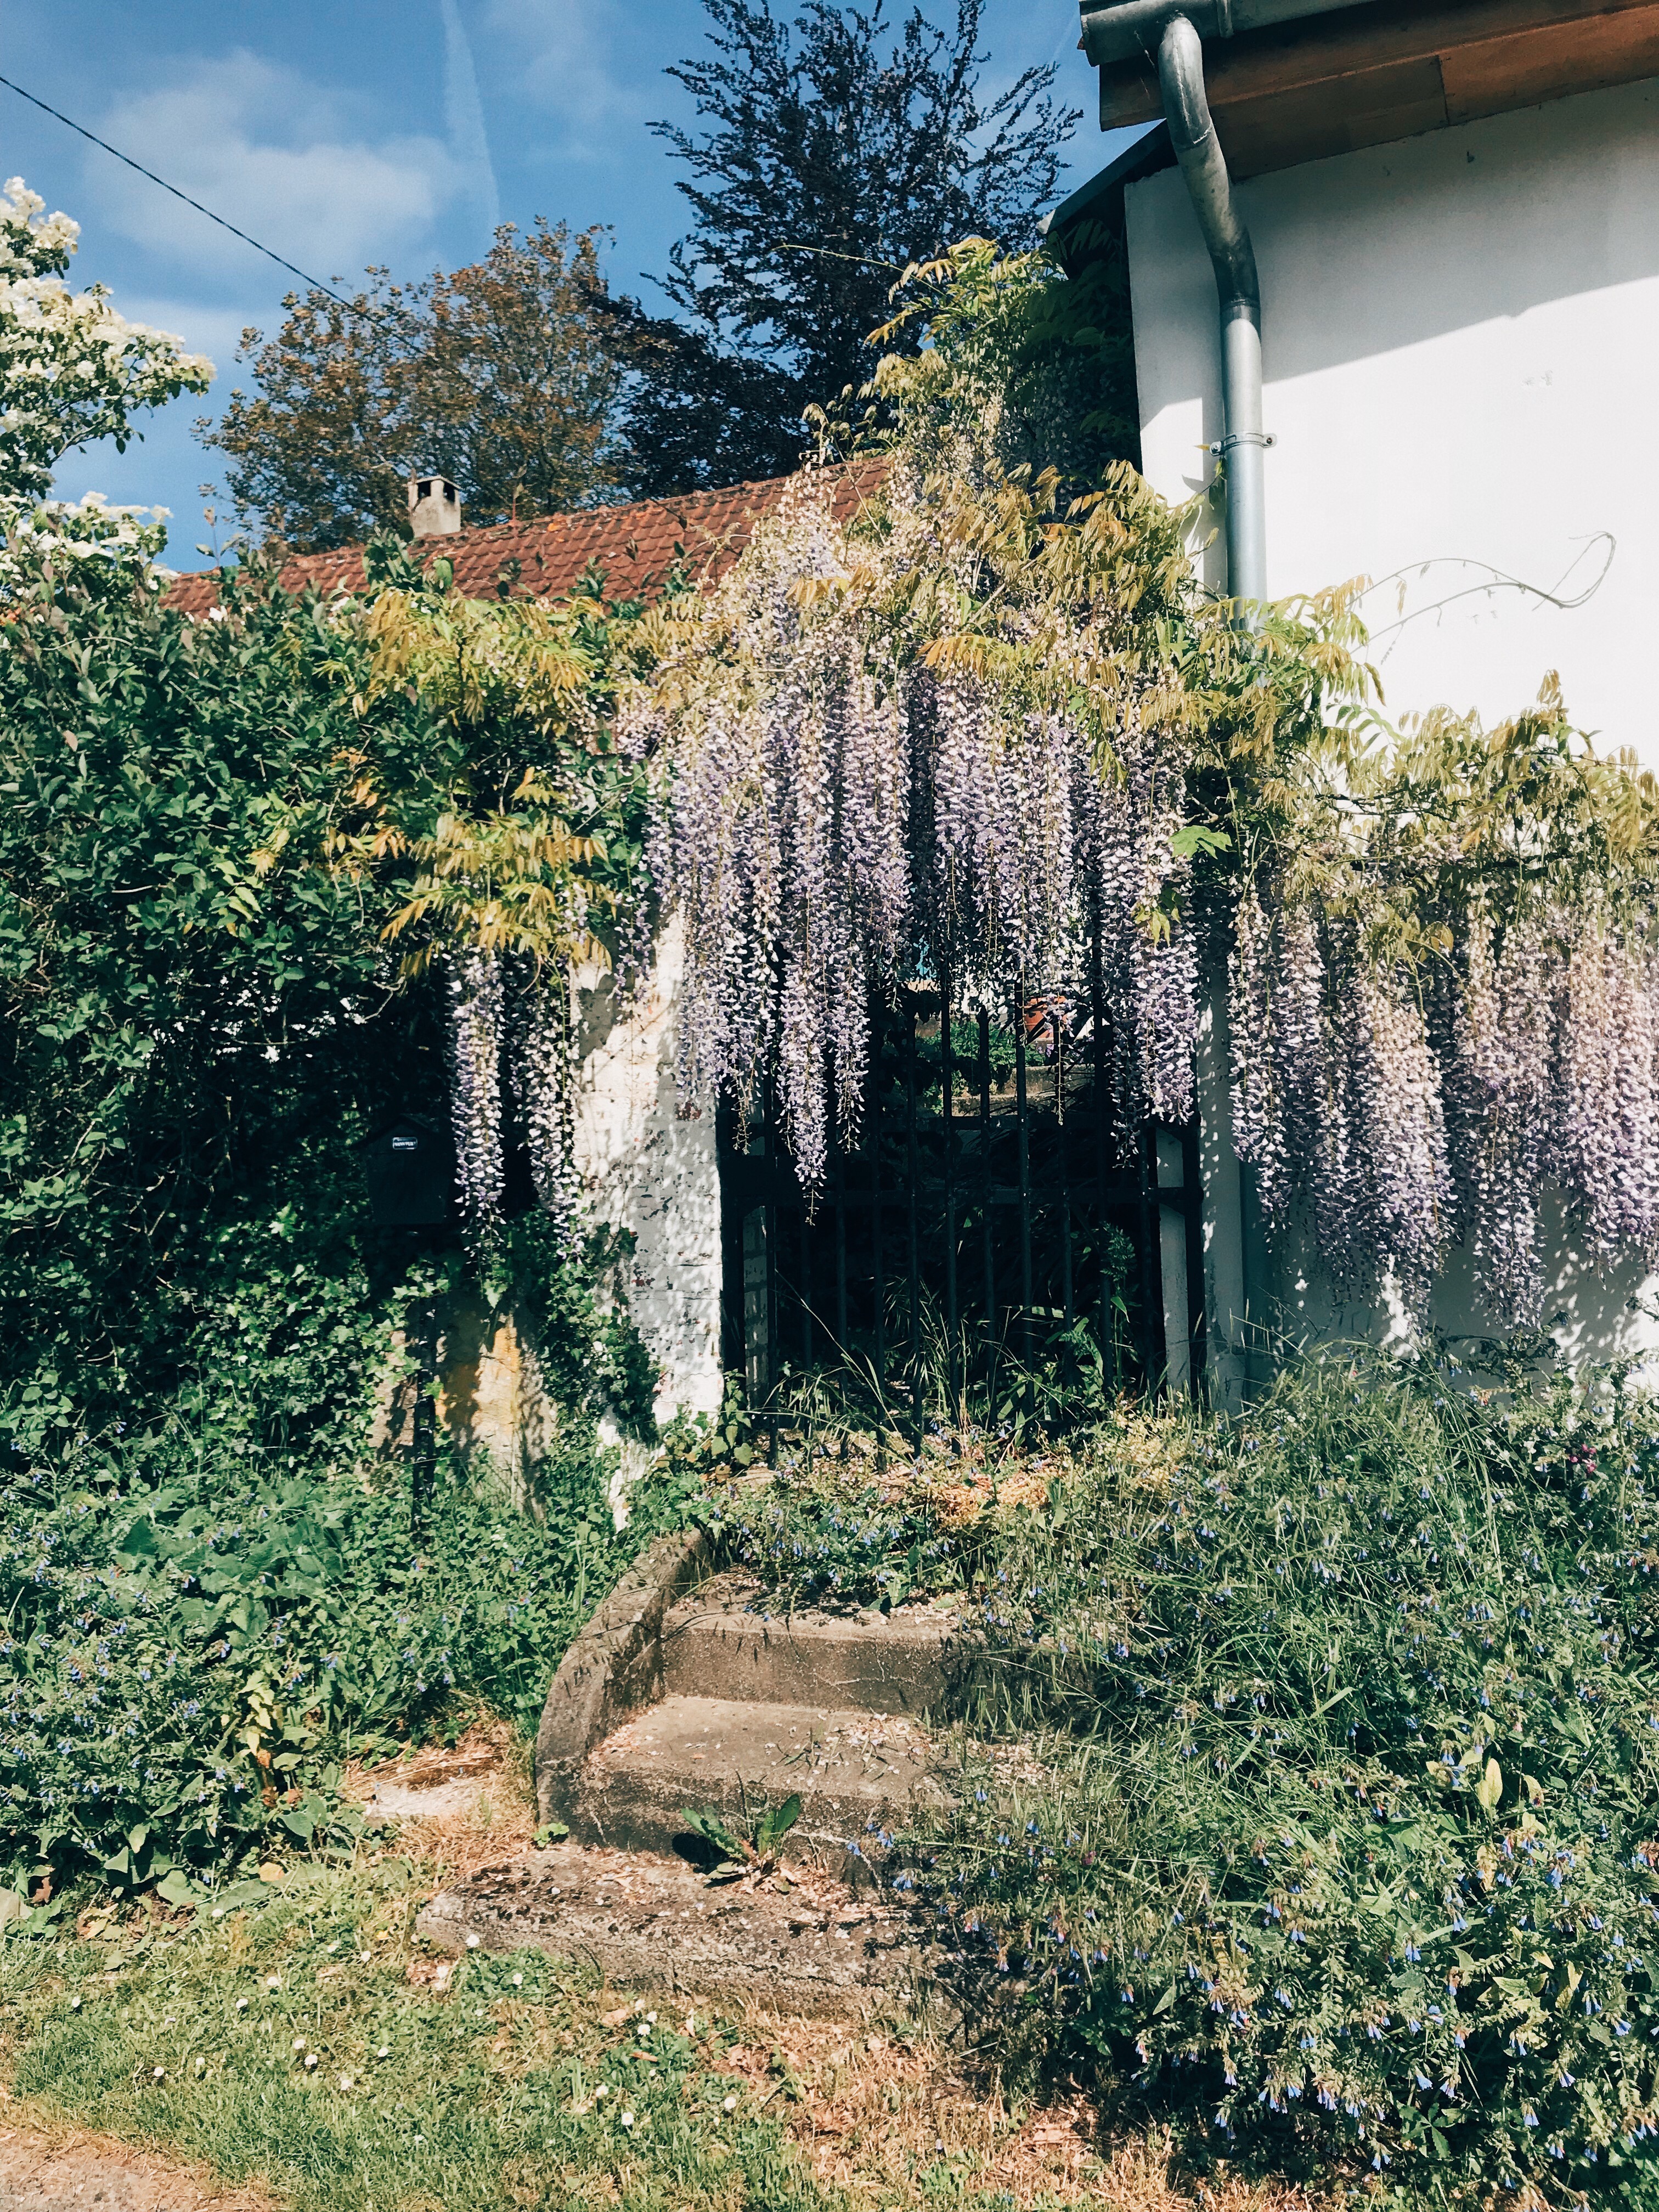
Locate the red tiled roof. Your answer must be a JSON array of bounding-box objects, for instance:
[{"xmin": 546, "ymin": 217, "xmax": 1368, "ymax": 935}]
[{"xmin": 162, "ymin": 464, "xmax": 887, "ymax": 618}]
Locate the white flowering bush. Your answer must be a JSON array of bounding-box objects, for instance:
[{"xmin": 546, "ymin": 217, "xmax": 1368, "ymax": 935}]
[
  {"xmin": 0, "ymin": 177, "xmax": 211, "ymax": 503},
  {"xmin": 0, "ymin": 487, "xmax": 170, "ymax": 608}
]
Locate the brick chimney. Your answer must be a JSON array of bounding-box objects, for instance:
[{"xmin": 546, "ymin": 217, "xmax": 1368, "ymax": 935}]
[{"xmin": 408, "ymin": 471, "xmax": 461, "ymax": 539}]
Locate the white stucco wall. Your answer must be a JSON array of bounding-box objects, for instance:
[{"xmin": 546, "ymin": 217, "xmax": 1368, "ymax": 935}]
[
  {"xmin": 1127, "ymin": 76, "xmax": 1659, "ymax": 753},
  {"xmin": 572, "ymin": 912, "xmax": 724, "ymax": 1428},
  {"xmin": 1126, "ymin": 78, "xmax": 1659, "ymax": 1374}
]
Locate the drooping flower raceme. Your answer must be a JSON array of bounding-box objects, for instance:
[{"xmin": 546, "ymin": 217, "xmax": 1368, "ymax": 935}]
[
  {"xmin": 1229, "ymin": 888, "xmax": 1659, "ymax": 1326},
  {"xmin": 445, "ymin": 949, "xmax": 504, "ymax": 1234},
  {"xmin": 513, "ymin": 960, "xmax": 578, "ymax": 1234},
  {"xmin": 638, "ymin": 468, "xmax": 1200, "ymax": 1186}
]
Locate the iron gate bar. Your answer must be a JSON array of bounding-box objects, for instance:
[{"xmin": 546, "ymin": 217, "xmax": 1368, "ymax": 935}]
[
  {"xmin": 905, "ymin": 1003, "xmax": 922, "ymax": 1447},
  {"xmin": 1182, "ymin": 1115, "xmax": 1207, "ymax": 1388},
  {"xmin": 715, "ymin": 960, "xmax": 1206, "ymax": 1417},
  {"xmin": 1015, "ymin": 1008, "xmax": 1034, "ymax": 1367},
  {"xmin": 802, "ymin": 1167, "xmax": 813, "ymax": 1368},
  {"xmin": 774, "ymin": 1062, "xmax": 787, "ymax": 1389},
  {"xmin": 1139, "ymin": 1122, "xmax": 1160, "ymax": 1384},
  {"xmin": 723, "ymin": 1154, "xmax": 1163, "ymax": 1217},
  {"xmin": 978, "ymin": 1008, "xmax": 995, "ymax": 1353},
  {"xmin": 1057, "ymin": 1013, "xmax": 1074, "ymax": 1327},
  {"xmin": 870, "ymin": 994, "xmax": 884, "ymax": 1392},
  {"xmin": 835, "ymin": 1147, "xmax": 848, "ymax": 1353},
  {"xmin": 941, "ymin": 962, "xmax": 958, "ymax": 1430}
]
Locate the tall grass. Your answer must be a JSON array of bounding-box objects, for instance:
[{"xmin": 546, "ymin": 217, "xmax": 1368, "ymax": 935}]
[{"xmin": 889, "ymin": 1356, "xmax": 1659, "ymax": 2207}]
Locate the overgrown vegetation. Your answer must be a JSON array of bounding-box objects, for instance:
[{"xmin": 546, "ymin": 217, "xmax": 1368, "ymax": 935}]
[
  {"xmin": 0, "ymin": 1409, "xmax": 667, "ymax": 1904},
  {"xmin": 0, "ymin": 199, "xmax": 676, "ymax": 1911},
  {"xmin": 863, "ymin": 1355, "xmax": 1659, "ymax": 2209},
  {"xmin": 16, "ymin": 157, "xmax": 1659, "ymax": 2212},
  {"xmin": 0, "ymin": 494, "xmax": 678, "ymax": 1903}
]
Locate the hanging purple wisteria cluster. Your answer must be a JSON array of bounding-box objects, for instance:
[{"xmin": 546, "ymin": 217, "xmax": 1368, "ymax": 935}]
[
  {"xmin": 443, "ymin": 950, "xmax": 578, "ymax": 1243},
  {"xmin": 635, "ymin": 476, "xmax": 1200, "ymax": 1189},
  {"xmin": 1228, "ymin": 889, "xmax": 1659, "ymax": 1322}
]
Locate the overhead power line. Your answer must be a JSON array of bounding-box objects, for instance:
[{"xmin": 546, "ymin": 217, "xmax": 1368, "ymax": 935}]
[{"xmin": 0, "ymin": 70, "xmax": 352, "ymax": 308}]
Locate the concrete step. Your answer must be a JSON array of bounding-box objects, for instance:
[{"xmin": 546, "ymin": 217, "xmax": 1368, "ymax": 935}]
[
  {"xmin": 661, "ymin": 1578, "xmax": 977, "ymax": 1717},
  {"xmin": 419, "ymin": 1841, "xmax": 944, "ymax": 2015},
  {"xmin": 574, "ymin": 1692, "xmax": 948, "ymax": 1860}
]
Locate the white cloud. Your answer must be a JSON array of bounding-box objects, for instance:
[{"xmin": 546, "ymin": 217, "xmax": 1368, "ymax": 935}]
[
  {"xmin": 481, "ymin": 0, "xmax": 655, "ymax": 161},
  {"xmin": 84, "ymin": 52, "xmax": 464, "ymax": 287},
  {"xmin": 441, "ymin": 0, "xmax": 501, "ymax": 239}
]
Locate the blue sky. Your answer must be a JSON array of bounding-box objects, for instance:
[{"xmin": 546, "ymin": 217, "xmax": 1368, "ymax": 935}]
[{"xmin": 1, "ymin": 0, "xmax": 1118, "ymax": 567}]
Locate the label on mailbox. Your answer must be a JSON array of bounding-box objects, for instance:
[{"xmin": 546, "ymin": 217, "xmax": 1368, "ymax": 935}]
[{"xmin": 391, "ymin": 1135, "xmax": 419, "ymax": 1152}]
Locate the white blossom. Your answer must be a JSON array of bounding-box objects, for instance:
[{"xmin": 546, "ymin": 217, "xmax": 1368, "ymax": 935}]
[{"xmin": 0, "ymin": 178, "xmax": 212, "ymax": 504}]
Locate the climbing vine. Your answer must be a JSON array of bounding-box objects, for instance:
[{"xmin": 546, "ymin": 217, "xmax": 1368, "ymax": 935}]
[{"xmin": 631, "ymin": 239, "xmax": 1659, "ymax": 1327}]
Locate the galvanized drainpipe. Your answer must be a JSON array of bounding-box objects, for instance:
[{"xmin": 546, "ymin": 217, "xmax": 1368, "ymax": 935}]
[{"xmin": 1155, "ymin": 14, "xmax": 1268, "ymax": 619}]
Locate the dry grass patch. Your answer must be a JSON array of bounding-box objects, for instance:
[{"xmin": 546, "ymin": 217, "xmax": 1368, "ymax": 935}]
[
  {"xmin": 0, "ymin": 2105, "xmax": 277, "ymax": 2210},
  {"xmin": 344, "ymin": 1714, "xmax": 537, "ymax": 1882},
  {"xmin": 711, "ymin": 2001, "xmax": 1334, "ymax": 2212}
]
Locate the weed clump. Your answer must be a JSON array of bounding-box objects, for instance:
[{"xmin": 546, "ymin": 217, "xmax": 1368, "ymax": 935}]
[
  {"xmin": 890, "ymin": 1357, "xmax": 1659, "ymax": 2205},
  {"xmin": 0, "ymin": 1429, "xmax": 667, "ymax": 1903}
]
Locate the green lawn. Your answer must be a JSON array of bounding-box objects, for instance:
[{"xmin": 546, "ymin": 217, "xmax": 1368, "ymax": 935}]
[{"xmin": 0, "ymin": 1859, "xmax": 1117, "ymax": 2212}]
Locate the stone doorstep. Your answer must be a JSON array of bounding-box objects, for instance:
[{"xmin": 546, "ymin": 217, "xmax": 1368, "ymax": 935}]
[
  {"xmin": 572, "ymin": 1693, "xmax": 949, "ymax": 1861},
  {"xmin": 661, "ymin": 1585, "xmax": 976, "ymax": 1716},
  {"xmin": 417, "ymin": 1842, "xmax": 944, "ymax": 2016}
]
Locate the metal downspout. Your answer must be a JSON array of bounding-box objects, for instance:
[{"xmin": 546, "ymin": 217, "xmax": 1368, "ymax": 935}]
[{"xmin": 1155, "ymin": 14, "xmax": 1268, "ymax": 619}]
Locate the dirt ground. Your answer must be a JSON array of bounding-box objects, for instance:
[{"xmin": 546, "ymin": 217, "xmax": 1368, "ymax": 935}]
[
  {"xmin": 366, "ymin": 1728, "xmax": 1327, "ymax": 2212},
  {"xmin": 0, "ymin": 2111, "xmax": 273, "ymax": 2212},
  {"xmin": 707, "ymin": 2008, "xmax": 1327, "ymax": 2212}
]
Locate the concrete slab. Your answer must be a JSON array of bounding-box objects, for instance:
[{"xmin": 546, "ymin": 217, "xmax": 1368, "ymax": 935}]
[
  {"xmin": 662, "ymin": 1578, "xmax": 979, "ymax": 1716},
  {"xmin": 417, "ymin": 1842, "xmax": 945, "ymax": 2017},
  {"xmin": 574, "ymin": 1694, "xmax": 949, "ymax": 1859}
]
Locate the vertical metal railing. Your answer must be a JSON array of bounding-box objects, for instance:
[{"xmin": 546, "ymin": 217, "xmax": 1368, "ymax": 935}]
[
  {"xmin": 978, "ymin": 1008, "xmax": 995, "ymax": 1355},
  {"xmin": 941, "ymin": 966, "xmax": 958, "ymax": 1432},
  {"xmin": 1014, "ymin": 1005, "xmax": 1033, "ymax": 1370},
  {"xmin": 904, "ymin": 1004, "xmax": 922, "ymax": 1448},
  {"xmin": 868, "ymin": 996, "xmax": 884, "ymax": 1393},
  {"xmin": 718, "ymin": 953, "xmax": 1200, "ymax": 1429}
]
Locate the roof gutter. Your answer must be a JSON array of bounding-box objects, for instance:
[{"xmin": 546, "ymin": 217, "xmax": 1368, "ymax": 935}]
[
  {"xmin": 1155, "ymin": 13, "xmax": 1267, "ymax": 620},
  {"xmin": 1080, "ymin": 0, "xmax": 1373, "ymax": 67}
]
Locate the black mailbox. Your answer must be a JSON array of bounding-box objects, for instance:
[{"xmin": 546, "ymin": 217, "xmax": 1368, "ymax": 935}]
[{"xmin": 359, "ymin": 1114, "xmax": 455, "ymax": 1227}]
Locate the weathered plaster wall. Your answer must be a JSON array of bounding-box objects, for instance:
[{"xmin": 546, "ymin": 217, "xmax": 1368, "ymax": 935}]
[
  {"xmin": 571, "ymin": 911, "xmax": 724, "ymax": 1429},
  {"xmin": 392, "ymin": 918, "xmax": 723, "ymax": 1492},
  {"xmin": 1125, "ymin": 78, "xmax": 1659, "ymax": 1375}
]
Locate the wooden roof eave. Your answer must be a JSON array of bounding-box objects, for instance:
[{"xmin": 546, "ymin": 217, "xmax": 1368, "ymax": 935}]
[{"xmin": 1091, "ymin": 0, "xmax": 1659, "ymax": 176}]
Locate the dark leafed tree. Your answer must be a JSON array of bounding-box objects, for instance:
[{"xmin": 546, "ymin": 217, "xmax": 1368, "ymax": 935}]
[
  {"xmin": 609, "ymin": 0, "xmax": 1079, "ymax": 496},
  {"xmin": 200, "ymin": 221, "xmax": 623, "ymax": 552}
]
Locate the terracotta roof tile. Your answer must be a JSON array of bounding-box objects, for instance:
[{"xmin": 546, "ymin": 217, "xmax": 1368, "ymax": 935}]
[{"xmin": 162, "ymin": 462, "xmax": 887, "ymax": 618}]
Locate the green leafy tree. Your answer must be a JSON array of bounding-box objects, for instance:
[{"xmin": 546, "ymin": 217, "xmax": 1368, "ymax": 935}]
[
  {"xmin": 200, "ymin": 220, "xmax": 623, "ymax": 552},
  {"xmin": 608, "ymin": 0, "xmax": 1080, "ymax": 494}
]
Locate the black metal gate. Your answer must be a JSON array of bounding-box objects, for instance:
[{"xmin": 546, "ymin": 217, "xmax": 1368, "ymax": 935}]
[{"xmin": 718, "ymin": 978, "xmax": 1205, "ymax": 1433}]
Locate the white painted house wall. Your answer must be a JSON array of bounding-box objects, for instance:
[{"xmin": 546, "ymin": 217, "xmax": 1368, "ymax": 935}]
[
  {"xmin": 1124, "ymin": 77, "xmax": 1659, "ymax": 1379},
  {"xmin": 1128, "ymin": 76, "xmax": 1659, "ymax": 748}
]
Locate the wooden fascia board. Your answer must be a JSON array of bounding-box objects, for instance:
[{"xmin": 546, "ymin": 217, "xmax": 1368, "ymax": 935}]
[{"xmin": 1097, "ymin": 0, "xmax": 1659, "ymax": 171}]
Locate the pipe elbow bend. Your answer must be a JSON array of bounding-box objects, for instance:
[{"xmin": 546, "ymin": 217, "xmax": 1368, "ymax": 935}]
[{"xmin": 1155, "ymin": 12, "xmax": 1259, "ymax": 321}]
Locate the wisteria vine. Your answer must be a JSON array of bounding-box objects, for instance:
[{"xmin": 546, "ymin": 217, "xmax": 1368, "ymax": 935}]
[
  {"xmin": 1229, "ymin": 837, "xmax": 1659, "ymax": 1323},
  {"xmin": 444, "ymin": 950, "xmax": 580, "ymax": 1241},
  {"xmin": 419, "ymin": 242, "xmax": 1659, "ymax": 1329},
  {"xmin": 633, "ymin": 466, "xmax": 1201, "ymax": 1192}
]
